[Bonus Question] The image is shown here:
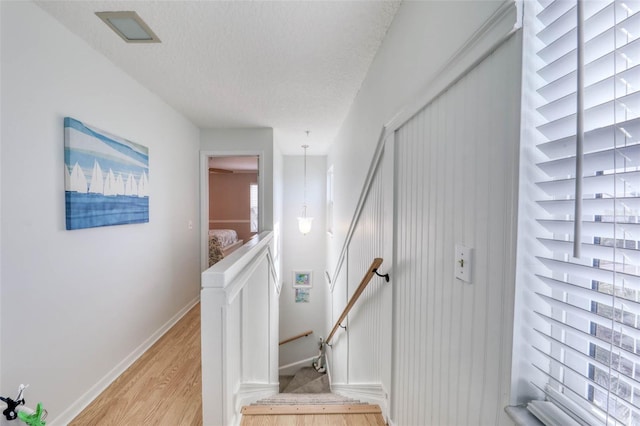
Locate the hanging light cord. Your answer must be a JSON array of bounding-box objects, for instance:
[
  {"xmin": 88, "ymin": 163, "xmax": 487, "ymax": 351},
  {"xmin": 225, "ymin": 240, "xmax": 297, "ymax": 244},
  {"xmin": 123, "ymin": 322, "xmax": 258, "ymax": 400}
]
[{"xmin": 302, "ymin": 143, "xmax": 309, "ymax": 217}]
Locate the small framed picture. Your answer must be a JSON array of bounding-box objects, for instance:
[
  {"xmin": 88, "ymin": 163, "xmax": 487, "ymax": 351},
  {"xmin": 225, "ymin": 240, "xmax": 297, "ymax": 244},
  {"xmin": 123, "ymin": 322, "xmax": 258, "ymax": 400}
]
[
  {"xmin": 293, "ymin": 270, "xmax": 312, "ymax": 288},
  {"xmin": 295, "ymin": 288, "xmax": 310, "ymax": 303}
]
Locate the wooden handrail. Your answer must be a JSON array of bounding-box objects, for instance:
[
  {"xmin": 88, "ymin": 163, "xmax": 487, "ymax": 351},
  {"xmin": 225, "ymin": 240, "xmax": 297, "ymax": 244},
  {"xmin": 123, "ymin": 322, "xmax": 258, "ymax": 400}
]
[
  {"xmin": 279, "ymin": 330, "xmax": 313, "ymax": 346},
  {"xmin": 326, "ymin": 258, "xmax": 384, "ymax": 345}
]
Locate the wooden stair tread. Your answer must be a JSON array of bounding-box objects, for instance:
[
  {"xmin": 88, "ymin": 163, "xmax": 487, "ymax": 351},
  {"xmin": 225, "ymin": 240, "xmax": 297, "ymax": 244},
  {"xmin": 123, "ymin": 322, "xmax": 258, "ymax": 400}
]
[{"xmin": 242, "ymin": 404, "xmax": 383, "ymax": 415}]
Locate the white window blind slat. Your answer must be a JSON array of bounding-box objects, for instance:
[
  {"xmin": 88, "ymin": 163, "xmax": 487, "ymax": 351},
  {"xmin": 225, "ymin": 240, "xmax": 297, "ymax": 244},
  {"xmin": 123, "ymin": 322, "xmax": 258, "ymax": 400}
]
[
  {"xmin": 538, "ymin": 117, "xmax": 640, "ymax": 158},
  {"xmin": 533, "ymin": 336, "xmax": 640, "ymax": 400},
  {"xmin": 537, "ymin": 0, "xmax": 575, "ymax": 27},
  {"xmin": 536, "ymin": 170, "xmax": 640, "ymax": 197},
  {"xmin": 537, "ymin": 219, "xmax": 639, "ymax": 239},
  {"xmin": 536, "ymin": 142, "xmax": 640, "ymax": 177},
  {"xmin": 524, "ymin": 1, "xmax": 640, "ymax": 423},
  {"xmin": 537, "ymin": 197, "xmax": 640, "ymax": 216},
  {"xmin": 537, "ymin": 91, "xmax": 640, "ymax": 140},
  {"xmin": 537, "ymin": 237, "xmax": 640, "ymax": 264},
  {"xmin": 531, "ymin": 356, "xmax": 628, "ymax": 426},
  {"xmin": 537, "ymin": 11, "xmax": 639, "ymax": 83},
  {"xmin": 536, "ymin": 274, "xmax": 640, "ymax": 309},
  {"xmin": 538, "ymin": 45, "xmax": 640, "ymax": 102},
  {"xmin": 538, "ymin": 65, "xmax": 640, "ymax": 121}
]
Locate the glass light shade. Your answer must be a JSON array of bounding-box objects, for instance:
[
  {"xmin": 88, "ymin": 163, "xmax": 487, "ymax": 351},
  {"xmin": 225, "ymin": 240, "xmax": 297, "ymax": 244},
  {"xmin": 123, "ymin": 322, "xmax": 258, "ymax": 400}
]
[{"xmin": 297, "ymin": 216, "xmax": 313, "ymax": 235}]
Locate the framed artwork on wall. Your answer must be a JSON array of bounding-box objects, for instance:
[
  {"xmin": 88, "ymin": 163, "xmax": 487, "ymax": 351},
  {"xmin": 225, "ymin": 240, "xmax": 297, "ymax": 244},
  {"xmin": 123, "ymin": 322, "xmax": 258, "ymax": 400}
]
[
  {"xmin": 292, "ymin": 270, "xmax": 312, "ymax": 288},
  {"xmin": 295, "ymin": 288, "xmax": 310, "ymax": 303},
  {"xmin": 64, "ymin": 117, "xmax": 149, "ymax": 230}
]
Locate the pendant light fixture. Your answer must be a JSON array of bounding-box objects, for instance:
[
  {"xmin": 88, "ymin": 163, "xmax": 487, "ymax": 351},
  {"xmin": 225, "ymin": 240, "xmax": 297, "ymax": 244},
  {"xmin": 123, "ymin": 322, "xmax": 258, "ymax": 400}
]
[{"xmin": 297, "ymin": 134, "xmax": 313, "ymax": 235}]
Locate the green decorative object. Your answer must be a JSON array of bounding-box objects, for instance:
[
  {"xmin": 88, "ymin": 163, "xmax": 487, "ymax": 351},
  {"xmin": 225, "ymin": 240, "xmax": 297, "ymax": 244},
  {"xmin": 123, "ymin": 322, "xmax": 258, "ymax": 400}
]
[{"xmin": 18, "ymin": 402, "xmax": 46, "ymax": 426}]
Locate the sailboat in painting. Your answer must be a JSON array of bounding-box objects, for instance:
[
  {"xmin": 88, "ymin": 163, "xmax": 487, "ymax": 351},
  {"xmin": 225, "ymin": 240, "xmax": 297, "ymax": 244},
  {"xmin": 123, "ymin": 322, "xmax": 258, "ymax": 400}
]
[
  {"xmin": 69, "ymin": 162, "xmax": 88, "ymax": 193},
  {"xmin": 64, "ymin": 117, "xmax": 149, "ymax": 230},
  {"xmin": 138, "ymin": 171, "xmax": 149, "ymax": 197},
  {"xmin": 124, "ymin": 173, "xmax": 138, "ymax": 196},
  {"xmin": 88, "ymin": 160, "xmax": 104, "ymax": 194}
]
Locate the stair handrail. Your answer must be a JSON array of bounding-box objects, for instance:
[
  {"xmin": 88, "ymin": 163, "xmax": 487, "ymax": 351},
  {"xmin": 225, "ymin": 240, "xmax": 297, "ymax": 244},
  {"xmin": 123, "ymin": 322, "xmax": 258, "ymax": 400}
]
[
  {"xmin": 279, "ymin": 330, "xmax": 313, "ymax": 346},
  {"xmin": 326, "ymin": 258, "xmax": 385, "ymax": 345}
]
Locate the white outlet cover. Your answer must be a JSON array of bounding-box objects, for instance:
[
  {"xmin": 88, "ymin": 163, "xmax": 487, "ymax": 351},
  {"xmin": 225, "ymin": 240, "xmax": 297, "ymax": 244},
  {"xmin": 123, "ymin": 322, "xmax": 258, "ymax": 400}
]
[{"xmin": 455, "ymin": 244, "xmax": 473, "ymax": 283}]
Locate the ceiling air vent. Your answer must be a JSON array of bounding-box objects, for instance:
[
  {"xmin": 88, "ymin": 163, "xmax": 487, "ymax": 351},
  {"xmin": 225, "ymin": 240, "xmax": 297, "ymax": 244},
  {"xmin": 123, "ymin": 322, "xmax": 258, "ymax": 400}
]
[{"xmin": 96, "ymin": 11, "xmax": 161, "ymax": 43}]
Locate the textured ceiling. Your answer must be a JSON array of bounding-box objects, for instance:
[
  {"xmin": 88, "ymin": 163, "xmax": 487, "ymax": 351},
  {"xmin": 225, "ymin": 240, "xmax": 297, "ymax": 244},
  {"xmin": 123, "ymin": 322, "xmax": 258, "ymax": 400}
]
[{"xmin": 35, "ymin": 1, "xmax": 401, "ymax": 155}]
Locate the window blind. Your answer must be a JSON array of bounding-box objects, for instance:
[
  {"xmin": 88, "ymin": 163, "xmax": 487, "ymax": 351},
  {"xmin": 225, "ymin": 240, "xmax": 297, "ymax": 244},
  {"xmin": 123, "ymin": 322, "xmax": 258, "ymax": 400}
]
[{"xmin": 530, "ymin": 0, "xmax": 640, "ymax": 425}]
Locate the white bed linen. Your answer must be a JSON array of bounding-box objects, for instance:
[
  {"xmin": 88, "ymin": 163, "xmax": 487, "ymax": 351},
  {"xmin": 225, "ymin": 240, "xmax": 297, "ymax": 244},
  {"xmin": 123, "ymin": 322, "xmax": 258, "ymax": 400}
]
[{"xmin": 208, "ymin": 229, "xmax": 238, "ymax": 247}]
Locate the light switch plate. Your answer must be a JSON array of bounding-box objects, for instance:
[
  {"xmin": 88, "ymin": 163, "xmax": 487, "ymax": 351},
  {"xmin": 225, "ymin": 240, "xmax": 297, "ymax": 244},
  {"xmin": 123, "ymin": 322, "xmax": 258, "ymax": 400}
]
[{"xmin": 455, "ymin": 244, "xmax": 473, "ymax": 283}]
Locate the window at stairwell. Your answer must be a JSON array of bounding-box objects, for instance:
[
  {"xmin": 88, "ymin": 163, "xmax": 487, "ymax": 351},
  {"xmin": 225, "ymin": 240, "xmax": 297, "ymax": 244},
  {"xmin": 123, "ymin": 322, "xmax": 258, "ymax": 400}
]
[
  {"xmin": 521, "ymin": 0, "xmax": 640, "ymax": 424},
  {"xmin": 327, "ymin": 166, "xmax": 334, "ymax": 236},
  {"xmin": 250, "ymin": 183, "xmax": 258, "ymax": 233}
]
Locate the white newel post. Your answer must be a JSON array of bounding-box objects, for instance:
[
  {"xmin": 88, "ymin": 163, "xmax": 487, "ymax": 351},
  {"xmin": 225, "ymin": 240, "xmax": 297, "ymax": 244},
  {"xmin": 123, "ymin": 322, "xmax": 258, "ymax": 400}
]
[{"xmin": 201, "ymin": 232, "xmax": 279, "ymax": 426}]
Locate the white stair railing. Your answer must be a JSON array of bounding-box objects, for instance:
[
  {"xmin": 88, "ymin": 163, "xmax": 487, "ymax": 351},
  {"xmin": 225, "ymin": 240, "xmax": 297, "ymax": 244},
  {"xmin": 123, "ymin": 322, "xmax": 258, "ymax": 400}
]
[{"xmin": 201, "ymin": 231, "xmax": 280, "ymax": 426}]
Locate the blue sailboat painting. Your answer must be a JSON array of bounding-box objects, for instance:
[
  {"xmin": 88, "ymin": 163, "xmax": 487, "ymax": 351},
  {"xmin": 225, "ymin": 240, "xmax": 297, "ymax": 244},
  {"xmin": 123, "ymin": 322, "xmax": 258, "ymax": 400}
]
[{"xmin": 64, "ymin": 117, "xmax": 149, "ymax": 230}]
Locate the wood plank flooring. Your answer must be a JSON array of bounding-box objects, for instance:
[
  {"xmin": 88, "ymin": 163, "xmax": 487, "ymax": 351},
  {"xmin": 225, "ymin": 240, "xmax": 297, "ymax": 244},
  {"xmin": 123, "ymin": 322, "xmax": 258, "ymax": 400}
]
[{"xmin": 70, "ymin": 304, "xmax": 202, "ymax": 426}]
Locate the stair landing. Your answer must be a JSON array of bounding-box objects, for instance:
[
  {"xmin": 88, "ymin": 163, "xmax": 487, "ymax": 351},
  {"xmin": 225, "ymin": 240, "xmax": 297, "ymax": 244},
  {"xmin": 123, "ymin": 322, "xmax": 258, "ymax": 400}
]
[
  {"xmin": 240, "ymin": 404, "xmax": 386, "ymax": 425},
  {"xmin": 241, "ymin": 367, "xmax": 386, "ymax": 425}
]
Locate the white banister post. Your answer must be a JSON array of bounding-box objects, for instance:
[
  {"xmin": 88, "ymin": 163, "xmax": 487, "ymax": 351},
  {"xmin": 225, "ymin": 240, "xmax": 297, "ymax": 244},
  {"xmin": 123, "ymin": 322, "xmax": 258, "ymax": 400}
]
[
  {"xmin": 201, "ymin": 232, "xmax": 277, "ymax": 426},
  {"xmin": 200, "ymin": 287, "xmax": 229, "ymax": 426}
]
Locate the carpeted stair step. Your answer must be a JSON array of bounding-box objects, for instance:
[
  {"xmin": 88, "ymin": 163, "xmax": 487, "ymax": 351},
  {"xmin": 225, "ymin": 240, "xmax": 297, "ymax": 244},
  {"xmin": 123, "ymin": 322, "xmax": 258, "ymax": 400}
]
[
  {"xmin": 252, "ymin": 392, "xmax": 363, "ymax": 405},
  {"xmin": 282, "ymin": 367, "xmax": 324, "ymax": 393},
  {"xmin": 278, "ymin": 375, "xmax": 294, "ymax": 393},
  {"xmin": 290, "ymin": 374, "xmax": 329, "ymax": 393}
]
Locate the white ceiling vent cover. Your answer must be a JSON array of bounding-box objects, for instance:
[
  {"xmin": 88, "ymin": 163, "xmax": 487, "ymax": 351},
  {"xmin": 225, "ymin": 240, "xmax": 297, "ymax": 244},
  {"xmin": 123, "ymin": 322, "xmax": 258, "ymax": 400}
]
[{"xmin": 96, "ymin": 11, "xmax": 161, "ymax": 43}]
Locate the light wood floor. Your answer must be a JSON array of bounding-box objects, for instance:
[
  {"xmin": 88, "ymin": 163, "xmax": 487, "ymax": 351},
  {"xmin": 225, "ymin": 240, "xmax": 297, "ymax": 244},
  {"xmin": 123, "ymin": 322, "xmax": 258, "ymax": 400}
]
[{"xmin": 70, "ymin": 304, "xmax": 202, "ymax": 426}]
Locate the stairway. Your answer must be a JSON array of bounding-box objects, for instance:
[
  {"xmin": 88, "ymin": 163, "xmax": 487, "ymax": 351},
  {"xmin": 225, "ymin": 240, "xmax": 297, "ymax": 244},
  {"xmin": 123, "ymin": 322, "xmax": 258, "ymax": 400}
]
[
  {"xmin": 280, "ymin": 366, "xmax": 330, "ymax": 393},
  {"xmin": 240, "ymin": 367, "xmax": 386, "ymax": 425}
]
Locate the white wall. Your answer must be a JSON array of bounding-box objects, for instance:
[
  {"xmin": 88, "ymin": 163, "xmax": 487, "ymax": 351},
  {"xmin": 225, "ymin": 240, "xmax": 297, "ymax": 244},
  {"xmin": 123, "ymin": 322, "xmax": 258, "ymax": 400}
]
[
  {"xmin": 0, "ymin": 2, "xmax": 200, "ymax": 424},
  {"xmin": 272, "ymin": 145, "xmax": 283, "ymax": 281},
  {"xmin": 392, "ymin": 34, "xmax": 521, "ymax": 425},
  {"xmin": 324, "ymin": 0, "xmax": 522, "ymax": 424},
  {"xmin": 279, "ymin": 156, "xmax": 326, "ymax": 367},
  {"xmin": 327, "ymin": 0, "xmax": 507, "ymax": 275}
]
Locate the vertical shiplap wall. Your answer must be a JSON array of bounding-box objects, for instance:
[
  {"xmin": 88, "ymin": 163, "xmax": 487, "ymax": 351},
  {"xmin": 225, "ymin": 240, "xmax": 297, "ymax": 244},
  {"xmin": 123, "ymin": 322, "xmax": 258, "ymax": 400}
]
[
  {"xmin": 346, "ymin": 167, "xmax": 388, "ymax": 384},
  {"xmin": 327, "ymin": 155, "xmax": 394, "ymax": 402},
  {"xmin": 392, "ymin": 35, "xmax": 521, "ymax": 426}
]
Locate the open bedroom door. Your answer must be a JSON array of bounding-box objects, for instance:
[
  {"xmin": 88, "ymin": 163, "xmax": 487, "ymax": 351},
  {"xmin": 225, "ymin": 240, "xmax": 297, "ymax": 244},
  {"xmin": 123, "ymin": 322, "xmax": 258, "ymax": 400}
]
[{"xmin": 205, "ymin": 155, "xmax": 260, "ymax": 268}]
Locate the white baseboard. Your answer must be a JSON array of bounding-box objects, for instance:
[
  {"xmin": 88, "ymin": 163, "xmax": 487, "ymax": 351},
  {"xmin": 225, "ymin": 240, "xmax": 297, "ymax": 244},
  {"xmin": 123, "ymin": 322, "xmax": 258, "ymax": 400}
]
[
  {"xmin": 278, "ymin": 356, "xmax": 316, "ymax": 376},
  {"xmin": 50, "ymin": 297, "xmax": 200, "ymax": 426},
  {"xmin": 331, "ymin": 383, "xmax": 389, "ymax": 422},
  {"xmin": 235, "ymin": 382, "xmax": 279, "ymax": 409},
  {"xmin": 234, "ymin": 383, "xmax": 279, "ymax": 426}
]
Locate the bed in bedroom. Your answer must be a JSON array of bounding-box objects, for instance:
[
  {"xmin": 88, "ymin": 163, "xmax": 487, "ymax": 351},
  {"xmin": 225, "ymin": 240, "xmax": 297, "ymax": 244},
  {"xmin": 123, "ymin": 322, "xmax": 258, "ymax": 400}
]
[{"xmin": 208, "ymin": 229, "xmax": 243, "ymax": 266}]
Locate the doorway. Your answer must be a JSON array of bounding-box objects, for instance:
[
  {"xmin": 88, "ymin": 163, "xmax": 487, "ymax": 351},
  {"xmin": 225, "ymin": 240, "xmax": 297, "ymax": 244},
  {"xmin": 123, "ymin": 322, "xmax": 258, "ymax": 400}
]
[{"xmin": 202, "ymin": 155, "xmax": 261, "ymax": 269}]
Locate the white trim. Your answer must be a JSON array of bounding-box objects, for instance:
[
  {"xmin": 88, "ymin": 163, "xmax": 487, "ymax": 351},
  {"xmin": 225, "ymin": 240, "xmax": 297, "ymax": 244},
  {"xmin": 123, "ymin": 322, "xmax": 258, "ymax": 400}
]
[
  {"xmin": 50, "ymin": 297, "xmax": 200, "ymax": 426},
  {"xmin": 202, "ymin": 231, "xmax": 273, "ymax": 304},
  {"xmin": 235, "ymin": 383, "xmax": 279, "ymax": 414},
  {"xmin": 331, "ymin": 383, "xmax": 389, "ymax": 422},
  {"xmin": 325, "ymin": 351, "xmax": 332, "ymax": 387},
  {"xmin": 506, "ymin": 405, "xmax": 566, "ymax": 426},
  {"xmin": 278, "ymin": 356, "xmax": 317, "ymax": 376},
  {"xmin": 266, "ymin": 247, "xmax": 280, "ymax": 294},
  {"xmin": 210, "ymin": 219, "xmax": 251, "ymax": 224},
  {"xmin": 386, "ymin": 0, "xmax": 519, "ymax": 134}
]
